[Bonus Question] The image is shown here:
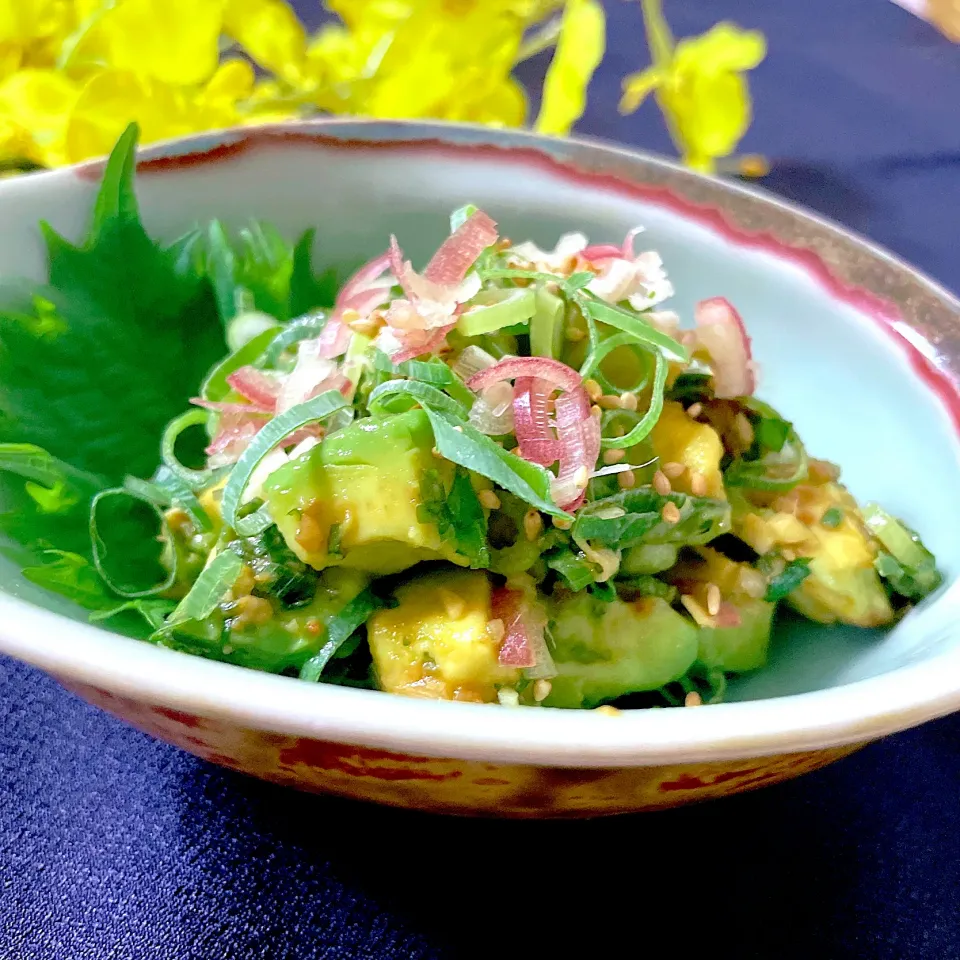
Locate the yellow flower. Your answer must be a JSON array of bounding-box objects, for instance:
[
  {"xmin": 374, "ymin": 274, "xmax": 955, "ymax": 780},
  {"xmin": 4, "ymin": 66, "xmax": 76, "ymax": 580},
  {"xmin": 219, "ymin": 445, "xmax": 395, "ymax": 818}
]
[
  {"xmin": 0, "ymin": 0, "xmax": 78, "ymax": 79},
  {"xmin": 620, "ymin": 0, "xmax": 765, "ymax": 172},
  {"xmin": 64, "ymin": 0, "xmax": 225, "ymax": 86},
  {"xmin": 535, "ymin": 0, "xmax": 605, "ymax": 135},
  {"xmin": 0, "ymin": 0, "xmax": 608, "ymax": 170},
  {"xmin": 223, "ymin": 0, "xmax": 307, "ymax": 84},
  {"xmin": 293, "ymin": 0, "xmax": 602, "ymax": 132},
  {"xmin": 0, "ymin": 68, "xmax": 79, "ymax": 165}
]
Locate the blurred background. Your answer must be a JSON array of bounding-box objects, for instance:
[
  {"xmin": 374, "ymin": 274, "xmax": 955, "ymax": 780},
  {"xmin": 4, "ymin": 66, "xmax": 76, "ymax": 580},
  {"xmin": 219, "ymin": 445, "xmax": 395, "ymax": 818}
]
[
  {"xmin": 2, "ymin": 3, "xmax": 960, "ymax": 959},
  {"xmin": 1, "ymin": 0, "xmax": 959, "ymax": 289}
]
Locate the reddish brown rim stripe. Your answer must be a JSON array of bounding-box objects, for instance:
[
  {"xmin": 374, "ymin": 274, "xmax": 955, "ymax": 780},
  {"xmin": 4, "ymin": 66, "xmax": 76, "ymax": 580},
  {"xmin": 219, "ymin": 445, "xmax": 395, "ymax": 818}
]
[{"xmin": 77, "ymin": 126, "xmax": 960, "ymax": 432}]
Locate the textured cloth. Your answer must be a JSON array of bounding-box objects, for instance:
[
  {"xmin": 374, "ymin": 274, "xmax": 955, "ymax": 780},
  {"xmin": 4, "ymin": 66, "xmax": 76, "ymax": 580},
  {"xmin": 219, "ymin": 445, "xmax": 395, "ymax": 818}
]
[{"xmin": 2, "ymin": 1, "xmax": 960, "ymax": 957}]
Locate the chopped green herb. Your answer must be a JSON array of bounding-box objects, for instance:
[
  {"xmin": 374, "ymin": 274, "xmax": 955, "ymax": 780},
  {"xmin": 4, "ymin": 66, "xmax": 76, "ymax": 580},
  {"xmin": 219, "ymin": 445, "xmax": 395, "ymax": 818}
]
[
  {"xmin": 572, "ymin": 486, "xmax": 730, "ymax": 548},
  {"xmin": 821, "ymin": 507, "xmax": 843, "ymax": 529},
  {"xmin": 763, "ymin": 557, "xmax": 812, "ymax": 603},
  {"xmin": 545, "ymin": 547, "xmax": 596, "ymax": 591}
]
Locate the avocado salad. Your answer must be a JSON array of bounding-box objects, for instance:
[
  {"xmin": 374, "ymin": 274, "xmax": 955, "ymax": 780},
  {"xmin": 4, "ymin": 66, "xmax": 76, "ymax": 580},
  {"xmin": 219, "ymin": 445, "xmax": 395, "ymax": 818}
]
[{"xmin": 0, "ymin": 127, "xmax": 944, "ymax": 710}]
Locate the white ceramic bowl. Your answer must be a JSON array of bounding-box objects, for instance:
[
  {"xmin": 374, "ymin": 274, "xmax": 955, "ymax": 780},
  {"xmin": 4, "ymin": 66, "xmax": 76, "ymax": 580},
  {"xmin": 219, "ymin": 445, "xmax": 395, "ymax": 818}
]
[{"xmin": 1, "ymin": 120, "xmax": 959, "ymax": 817}]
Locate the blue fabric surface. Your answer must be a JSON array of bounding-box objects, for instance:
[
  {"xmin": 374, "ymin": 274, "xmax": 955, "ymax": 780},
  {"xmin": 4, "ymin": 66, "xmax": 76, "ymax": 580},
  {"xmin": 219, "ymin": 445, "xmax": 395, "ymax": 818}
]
[{"xmin": 3, "ymin": 2, "xmax": 960, "ymax": 957}]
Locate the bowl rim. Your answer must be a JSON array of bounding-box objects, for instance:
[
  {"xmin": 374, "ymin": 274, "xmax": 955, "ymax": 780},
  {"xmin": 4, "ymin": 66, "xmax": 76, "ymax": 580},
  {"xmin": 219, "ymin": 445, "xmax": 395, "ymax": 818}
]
[{"xmin": 1, "ymin": 117, "xmax": 959, "ymax": 768}]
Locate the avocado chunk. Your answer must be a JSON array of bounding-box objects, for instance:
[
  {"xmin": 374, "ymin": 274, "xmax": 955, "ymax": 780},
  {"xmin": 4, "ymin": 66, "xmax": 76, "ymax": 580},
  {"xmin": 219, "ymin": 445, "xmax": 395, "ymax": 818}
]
[
  {"xmin": 662, "ymin": 546, "xmax": 776, "ymax": 674},
  {"xmin": 367, "ymin": 569, "xmax": 520, "ymax": 702},
  {"xmin": 262, "ymin": 409, "xmax": 472, "ymax": 575},
  {"xmin": 731, "ymin": 481, "xmax": 894, "ymax": 628},
  {"xmin": 544, "ymin": 594, "xmax": 699, "ymax": 708},
  {"xmin": 696, "ymin": 598, "xmax": 775, "ymax": 674},
  {"xmin": 166, "ymin": 566, "xmax": 369, "ymax": 675}
]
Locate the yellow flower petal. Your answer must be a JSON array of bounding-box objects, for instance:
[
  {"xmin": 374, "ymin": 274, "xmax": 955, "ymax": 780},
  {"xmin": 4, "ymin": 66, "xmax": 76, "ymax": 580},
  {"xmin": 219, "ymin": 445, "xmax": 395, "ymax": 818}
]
[
  {"xmin": 204, "ymin": 58, "xmax": 255, "ymax": 105},
  {"xmin": 619, "ymin": 65, "xmax": 664, "ymax": 114},
  {"xmin": 0, "ymin": 42, "xmax": 22, "ymax": 80},
  {"xmin": 0, "ymin": 67, "xmax": 79, "ymax": 164},
  {"xmin": 0, "ymin": 0, "xmax": 65, "ymax": 44},
  {"xmin": 676, "ymin": 70, "xmax": 751, "ymax": 162},
  {"xmin": 223, "ymin": 0, "xmax": 306, "ymax": 83},
  {"xmin": 0, "ymin": 114, "xmax": 34, "ymax": 164},
  {"xmin": 535, "ymin": 0, "xmax": 605, "ymax": 135},
  {"xmin": 674, "ymin": 23, "xmax": 766, "ymax": 74},
  {"xmin": 65, "ymin": 69, "xmax": 193, "ymax": 163},
  {"xmin": 85, "ymin": 0, "xmax": 225, "ymax": 87},
  {"xmin": 462, "ymin": 76, "xmax": 528, "ymax": 127}
]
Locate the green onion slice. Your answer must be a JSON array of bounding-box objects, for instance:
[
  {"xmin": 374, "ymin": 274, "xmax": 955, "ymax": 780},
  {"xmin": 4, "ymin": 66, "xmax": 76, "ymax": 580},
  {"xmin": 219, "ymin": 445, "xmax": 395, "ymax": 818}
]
[
  {"xmin": 127, "ymin": 465, "xmax": 213, "ymax": 532},
  {"xmin": 368, "ymin": 379, "xmax": 467, "ymax": 420},
  {"xmin": 580, "ymin": 330, "xmax": 652, "ymax": 394},
  {"xmin": 221, "ymin": 391, "xmax": 349, "ymax": 537},
  {"xmin": 456, "ymin": 288, "xmax": 536, "ymax": 337},
  {"xmin": 725, "ymin": 432, "xmax": 809, "ymax": 492},
  {"xmin": 298, "ymin": 587, "xmax": 382, "ymax": 682},
  {"xmin": 89, "ymin": 488, "xmax": 176, "ymax": 599},
  {"xmin": 262, "ymin": 312, "xmax": 328, "ymax": 367},
  {"xmin": 576, "ymin": 295, "xmax": 688, "ymax": 363},
  {"xmin": 599, "ymin": 352, "xmax": 668, "ymax": 449},
  {"xmin": 158, "ymin": 548, "xmax": 244, "ymax": 634},
  {"xmin": 202, "ymin": 325, "xmax": 279, "ymax": 401},
  {"xmin": 162, "ymin": 409, "xmax": 217, "ymax": 489}
]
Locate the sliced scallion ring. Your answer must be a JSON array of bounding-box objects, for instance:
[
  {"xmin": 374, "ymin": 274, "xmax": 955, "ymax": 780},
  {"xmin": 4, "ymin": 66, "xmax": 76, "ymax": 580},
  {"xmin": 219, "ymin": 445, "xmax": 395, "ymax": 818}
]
[
  {"xmin": 576, "ymin": 295, "xmax": 689, "ymax": 364},
  {"xmin": 90, "ymin": 488, "xmax": 176, "ymax": 599},
  {"xmin": 161, "ymin": 409, "xmax": 216, "ymax": 489},
  {"xmin": 599, "ymin": 351, "xmax": 668, "ymax": 450},
  {"xmin": 263, "ymin": 311, "xmax": 328, "ymax": 367},
  {"xmin": 580, "ymin": 331, "xmax": 652, "ymax": 395},
  {"xmin": 725, "ymin": 431, "xmax": 809, "ymax": 492},
  {"xmin": 201, "ymin": 325, "xmax": 281, "ymax": 402},
  {"xmin": 368, "ymin": 379, "xmax": 467, "ymax": 420}
]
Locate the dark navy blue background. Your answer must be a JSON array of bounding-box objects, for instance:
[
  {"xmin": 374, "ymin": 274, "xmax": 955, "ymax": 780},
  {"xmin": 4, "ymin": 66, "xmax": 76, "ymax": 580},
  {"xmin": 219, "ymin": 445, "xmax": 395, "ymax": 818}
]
[{"xmin": 3, "ymin": 2, "xmax": 960, "ymax": 957}]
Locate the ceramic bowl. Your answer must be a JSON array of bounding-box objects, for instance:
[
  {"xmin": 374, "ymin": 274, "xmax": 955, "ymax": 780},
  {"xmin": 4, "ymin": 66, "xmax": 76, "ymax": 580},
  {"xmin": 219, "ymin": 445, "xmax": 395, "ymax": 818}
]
[{"xmin": 1, "ymin": 120, "xmax": 959, "ymax": 818}]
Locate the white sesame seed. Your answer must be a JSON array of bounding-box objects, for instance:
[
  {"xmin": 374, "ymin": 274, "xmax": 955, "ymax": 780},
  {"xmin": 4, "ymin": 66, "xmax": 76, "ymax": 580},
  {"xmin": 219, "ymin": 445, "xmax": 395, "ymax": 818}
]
[
  {"xmin": 687, "ymin": 402, "xmax": 703, "ymax": 419},
  {"xmin": 662, "ymin": 461, "xmax": 686, "ymax": 479},
  {"xmin": 584, "ymin": 379, "xmax": 603, "ymax": 402},
  {"xmin": 652, "ymin": 470, "xmax": 672, "ymax": 495},
  {"xmin": 602, "ymin": 448, "xmax": 626, "ymax": 465},
  {"xmin": 661, "ymin": 501, "xmax": 681, "ymax": 524},
  {"xmin": 684, "ymin": 691, "xmax": 703, "ymax": 707},
  {"xmin": 478, "ymin": 490, "xmax": 501, "ymax": 510},
  {"xmin": 523, "ymin": 509, "xmax": 543, "ymax": 541},
  {"xmin": 619, "ymin": 392, "xmax": 638, "ymax": 412},
  {"xmin": 594, "ymin": 705, "xmax": 621, "ymax": 716},
  {"xmin": 680, "ymin": 594, "xmax": 713, "ymax": 628},
  {"xmin": 533, "ymin": 679, "xmax": 552, "ymax": 702},
  {"xmin": 706, "ymin": 583, "xmax": 721, "ymax": 617},
  {"xmin": 689, "ymin": 470, "xmax": 707, "ymax": 497}
]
